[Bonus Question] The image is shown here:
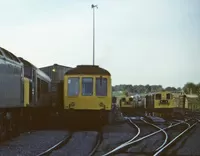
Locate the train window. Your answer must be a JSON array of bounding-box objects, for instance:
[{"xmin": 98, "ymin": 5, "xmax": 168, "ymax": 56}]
[
  {"xmin": 155, "ymin": 94, "xmax": 161, "ymax": 100},
  {"xmin": 96, "ymin": 77, "xmax": 107, "ymax": 96},
  {"xmin": 166, "ymin": 93, "xmax": 171, "ymax": 99},
  {"xmin": 68, "ymin": 77, "xmax": 79, "ymax": 96},
  {"xmin": 82, "ymin": 77, "xmax": 93, "ymax": 96},
  {"xmin": 1, "ymin": 48, "xmax": 13, "ymax": 60}
]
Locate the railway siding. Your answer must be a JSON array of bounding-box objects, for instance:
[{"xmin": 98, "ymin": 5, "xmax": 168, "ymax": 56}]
[{"xmin": 0, "ymin": 131, "xmax": 68, "ymax": 156}]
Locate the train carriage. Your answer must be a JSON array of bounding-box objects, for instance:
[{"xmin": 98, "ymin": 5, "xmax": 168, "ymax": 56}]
[
  {"xmin": 145, "ymin": 91, "xmax": 187, "ymax": 118},
  {"xmin": 18, "ymin": 57, "xmax": 51, "ymax": 107},
  {"xmin": 0, "ymin": 47, "xmax": 24, "ymax": 140},
  {"xmin": 119, "ymin": 92, "xmax": 135, "ymax": 116},
  {"xmin": 0, "ymin": 47, "xmax": 52, "ymax": 141},
  {"xmin": 63, "ymin": 65, "xmax": 112, "ymax": 125}
]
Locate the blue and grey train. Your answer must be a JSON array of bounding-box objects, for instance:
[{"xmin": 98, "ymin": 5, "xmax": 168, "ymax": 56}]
[{"xmin": 0, "ymin": 47, "xmax": 51, "ymax": 141}]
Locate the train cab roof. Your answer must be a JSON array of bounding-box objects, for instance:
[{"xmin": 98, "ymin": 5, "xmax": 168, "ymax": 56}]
[
  {"xmin": 65, "ymin": 65, "xmax": 111, "ymax": 76},
  {"xmin": 18, "ymin": 57, "xmax": 36, "ymax": 68},
  {"xmin": 0, "ymin": 47, "xmax": 23, "ymax": 65}
]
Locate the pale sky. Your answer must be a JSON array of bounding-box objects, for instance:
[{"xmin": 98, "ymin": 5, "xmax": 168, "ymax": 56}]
[{"xmin": 0, "ymin": 0, "xmax": 200, "ymax": 88}]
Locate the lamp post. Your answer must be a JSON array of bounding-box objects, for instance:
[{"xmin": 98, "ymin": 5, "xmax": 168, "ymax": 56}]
[{"xmin": 91, "ymin": 4, "xmax": 98, "ymax": 65}]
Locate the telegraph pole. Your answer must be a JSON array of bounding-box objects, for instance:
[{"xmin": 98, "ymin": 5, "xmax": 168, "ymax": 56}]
[{"xmin": 91, "ymin": 4, "xmax": 98, "ymax": 65}]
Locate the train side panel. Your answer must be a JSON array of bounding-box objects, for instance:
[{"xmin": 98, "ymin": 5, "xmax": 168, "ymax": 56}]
[{"xmin": 0, "ymin": 52, "xmax": 23, "ymax": 108}]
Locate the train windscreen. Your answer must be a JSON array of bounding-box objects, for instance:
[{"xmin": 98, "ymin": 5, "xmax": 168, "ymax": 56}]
[
  {"xmin": 82, "ymin": 77, "xmax": 93, "ymax": 96},
  {"xmin": 67, "ymin": 77, "xmax": 79, "ymax": 96},
  {"xmin": 96, "ymin": 77, "xmax": 107, "ymax": 96}
]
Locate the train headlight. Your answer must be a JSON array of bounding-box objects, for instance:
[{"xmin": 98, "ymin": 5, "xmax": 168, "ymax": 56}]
[
  {"xmin": 99, "ymin": 102, "xmax": 105, "ymax": 108},
  {"xmin": 69, "ymin": 102, "xmax": 75, "ymax": 108}
]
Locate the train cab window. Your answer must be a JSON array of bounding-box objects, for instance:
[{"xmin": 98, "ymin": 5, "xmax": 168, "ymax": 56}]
[
  {"xmin": 96, "ymin": 77, "xmax": 107, "ymax": 96},
  {"xmin": 166, "ymin": 93, "xmax": 171, "ymax": 100},
  {"xmin": 68, "ymin": 77, "xmax": 79, "ymax": 96},
  {"xmin": 155, "ymin": 94, "xmax": 161, "ymax": 100},
  {"xmin": 82, "ymin": 77, "xmax": 93, "ymax": 96},
  {"xmin": 1, "ymin": 48, "xmax": 13, "ymax": 60}
]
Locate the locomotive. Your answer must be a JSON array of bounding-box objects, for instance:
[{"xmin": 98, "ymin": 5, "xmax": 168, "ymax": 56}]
[
  {"xmin": 0, "ymin": 47, "xmax": 51, "ymax": 141},
  {"xmin": 62, "ymin": 65, "xmax": 113, "ymax": 125}
]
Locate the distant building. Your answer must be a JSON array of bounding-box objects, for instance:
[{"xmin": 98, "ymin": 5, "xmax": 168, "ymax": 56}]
[{"xmin": 40, "ymin": 64, "xmax": 72, "ymax": 92}]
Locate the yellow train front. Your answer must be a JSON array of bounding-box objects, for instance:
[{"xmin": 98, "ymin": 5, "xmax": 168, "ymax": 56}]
[
  {"xmin": 145, "ymin": 91, "xmax": 187, "ymax": 118},
  {"xmin": 119, "ymin": 95, "xmax": 135, "ymax": 116},
  {"xmin": 63, "ymin": 65, "xmax": 112, "ymax": 125}
]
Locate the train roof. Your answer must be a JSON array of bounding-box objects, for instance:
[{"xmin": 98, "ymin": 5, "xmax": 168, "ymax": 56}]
[
  {"xmin": 18, "ymin": 57, "xmax": 51, "ymax": 83},
  {"xmin": 18, "ymin": 57, "xmax": 36, "ymax": 68},
  {"xmin": 36, "ymin": 68, "xmax": 51, "ymax": 82},
  {"xmin": 40, "ymin": 63, "xmax": 72, "ymax": 69},
  {"xmin": 65, "ymin": 65, "xmax": 111, "ymax": 76},
  {"xmin": 0, "ymin": 47, "xmax": 23, "ymax": 64}
]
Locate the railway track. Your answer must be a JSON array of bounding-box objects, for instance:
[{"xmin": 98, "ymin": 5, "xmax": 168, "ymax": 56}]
[
  {"xmin": 88, "ymin": 129, "xmax": 103, "ymax": 156},
  {"xmin": 36, "ymin": 128, "xmax": 103, "ymax": 156},
  {"xmin": 36, "ymin": 131, "xmax": 73, "ymax": 156},
  {"xmin": 153, "ymin": 118, "xmax": 199, "ymax": 156},
  {"xmin": 103, "ymin": 117, "xmax": 198, "ymax": 156}
]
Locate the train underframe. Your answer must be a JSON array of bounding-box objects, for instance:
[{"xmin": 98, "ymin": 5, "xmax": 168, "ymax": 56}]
[
  {"xmin": 120, "ymin": 107, "xmax": 146, "ymax": 116},
  {"xmin": 145, "ymin": 108, "xmax": 187, "ymax": 119},
  {"xmin": 62, "ymin": 109, "xmax": 111, "ymax": 128},
  {"xmin": 0, "ymin": 107, "xmax": 52, "ymax": 142}
]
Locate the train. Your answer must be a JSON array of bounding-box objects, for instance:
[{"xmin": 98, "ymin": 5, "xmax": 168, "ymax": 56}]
[
  {"xmin": 119, "ymin": 90, "xmax": 198, "ymax": 119},
  {"xmin": 119, "ymin": 92, "xmax": 135, "ymax": 115},
  {"xmin": 145, "ymin": 91, "xmax": 187, "ymax": 118},
  {"xmin": 0, "ymin": 46, "xmax": 114, "ymax": 139},
  {"xmin": 1, "ymin": 45, "xmax": 199, "ymax": 140},
  {"xmin": 61, "ymin": 65, "xmax": 113, "ymax": 125},
  {"xmin": 0, "ymin": 47, "xmax": 51, "ymax": 141}
]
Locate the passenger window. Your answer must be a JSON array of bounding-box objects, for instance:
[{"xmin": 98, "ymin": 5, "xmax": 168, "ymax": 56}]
[
  {"xmin": 96, "ymin": 77, "xmax": 107, "ymax": 96},
  {"xmin": 1, "ymin": 48, "xmax": 13, "ymax": 60},
  {"xmin": 155, "ymin": 94, "xmax": 161, "ymax": 100},
  {"xmin": 166, "ymin": 93, "xmax": 171, "ymax": 100},
  {"xmin": 68, "ymin": 77, "xmax": 79, "ymax": 96},
  {"xmin": 82, "ymin": 77, "xmax": 93, "ymax": 96}
]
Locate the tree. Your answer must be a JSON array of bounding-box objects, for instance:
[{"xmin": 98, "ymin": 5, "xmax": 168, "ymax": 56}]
[{"xmin": 183, "ymin": 82, "xmax": 197, "ymax": 94}]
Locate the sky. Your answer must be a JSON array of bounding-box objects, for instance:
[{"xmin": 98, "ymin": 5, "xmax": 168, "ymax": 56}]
[{"xmin": 0, "ymin": 0, "xmax": 200, "ymax": 88}]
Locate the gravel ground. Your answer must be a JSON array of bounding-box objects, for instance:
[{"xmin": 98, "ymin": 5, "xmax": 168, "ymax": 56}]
[
  {"xmin": 93, "ymin": 121, "xmax": 138, "ymax": 156},
  {"xmin": 126, "ymin": 121, "xmax": 164, "ymax": 154},
  {"xmin": 50, "ymin": 131, "xmax": 98, "ymax": 156},
  {"xmin": 97, "ymin": 119, "xmax": 168, "ymax": 156},
  {"xmin": 166, "ymin": 121, "xmax": 200, "ymax": 155},
  {"xmin": 0, "ymin": 131, "xmax": 68, "ymax": 156}
]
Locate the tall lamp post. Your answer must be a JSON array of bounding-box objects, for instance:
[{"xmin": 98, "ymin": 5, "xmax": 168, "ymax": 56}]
[{"xmin": 91, "ymin": 4, "xmax": 98, "ymax": 65}]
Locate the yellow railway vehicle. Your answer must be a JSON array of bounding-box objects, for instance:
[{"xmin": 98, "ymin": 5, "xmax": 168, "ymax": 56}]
[
  {"xmin": 24, "ymin": 77, "xmax": 30, "ymax": 107},
  {"xmin": 63, "ymin": 65, "xmax": 112, "ymax": 124},
  {"xmin": 119, "ymin": 92, "xmax": 135, "ymax": 115},
  {"xmin": 145, "ymin": 91, "xmax": 187, "ymax": 118}
]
